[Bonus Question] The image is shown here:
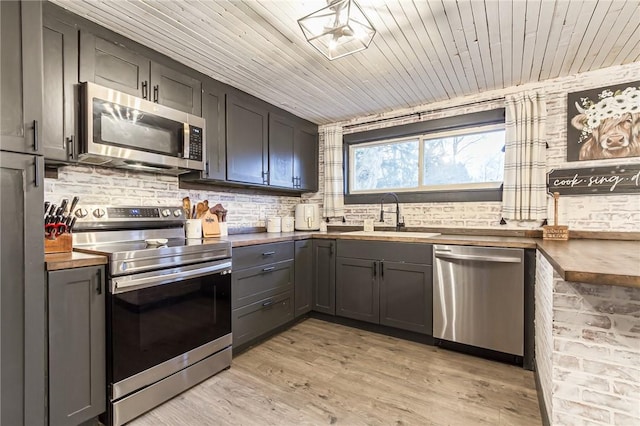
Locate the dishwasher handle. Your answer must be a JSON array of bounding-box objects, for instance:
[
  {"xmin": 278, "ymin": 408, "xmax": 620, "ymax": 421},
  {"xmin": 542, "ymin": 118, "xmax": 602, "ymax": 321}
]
[{"xmin": 434, "ymin": 251, "xmax": 522, "ymax": 264}]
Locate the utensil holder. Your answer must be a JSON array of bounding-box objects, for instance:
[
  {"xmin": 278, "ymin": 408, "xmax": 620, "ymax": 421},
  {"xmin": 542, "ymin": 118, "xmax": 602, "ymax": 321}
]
[{"xmin": 44, "ymin": 233, "xmax": 73, "ymax": 254}]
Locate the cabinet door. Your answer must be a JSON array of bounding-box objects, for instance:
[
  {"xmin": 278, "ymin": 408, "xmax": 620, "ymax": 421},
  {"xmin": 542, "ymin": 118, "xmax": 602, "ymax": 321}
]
[
  {"xmin": 0, "ymin": 0, "xmax": 43, "ymax": 155},
  {"xmin": 1, "ymin": 152, "xmax": 45, "ymax": 426},
  {"xmin": 48, "ymin": 266, "xmax": 106, "ymax": 426},
  {"xmin": 380, "ymin": 261, "xmax": 433, "ymax": 334},
  {"xmin": 312, "ymin": 239, "xmax": 336, "ymax": 315},
  {"xmin": 42, "ymin": 13, "xmax": 78, "ymax": 162},
  {"xmin": 336, "ymin": 257, "xmax": 379, "ymax": 324},
  {"xmin": 294, "ymin": 240, "xmax": 313, "ymax": 317},
  {"xmin": 80, "ymin": 32, "xmax": 150, "ymax": 98},
  {"xmin": 268, "ymin": 113, "xmax": 295, "ymax": 188},
  {"xmin": 150, "ymin": 61, "xmax": 202, "ymax": 116},
  {"xmin": 294, "ymin": 126, "xmax": 318, "ymax": 191},
  {"xmin": 201, "ymin": 79, "xmax": 226, "ymax": 180},
  {"xmin": 226, "ymin": 93, "xmax": 268, "ymax": 184}
]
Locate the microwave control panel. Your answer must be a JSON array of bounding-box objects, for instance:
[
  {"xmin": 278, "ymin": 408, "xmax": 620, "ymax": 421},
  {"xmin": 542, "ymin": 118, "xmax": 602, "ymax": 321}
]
[{"xmin": 188, "ymin": 126, "xmax": 203, "ymax": 161}]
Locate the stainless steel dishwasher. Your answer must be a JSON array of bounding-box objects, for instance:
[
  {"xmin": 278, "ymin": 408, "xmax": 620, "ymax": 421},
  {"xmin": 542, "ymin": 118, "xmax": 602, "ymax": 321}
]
[{"xmin": 433, "ymin": 245, "xmax": 524, "ymax": 357}]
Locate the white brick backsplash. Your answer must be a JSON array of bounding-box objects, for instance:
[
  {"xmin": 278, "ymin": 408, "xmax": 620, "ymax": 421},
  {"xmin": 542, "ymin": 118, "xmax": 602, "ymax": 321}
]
[{"xmin": 537, "ymin": 253, "xmax": 640, "ymax": 425}]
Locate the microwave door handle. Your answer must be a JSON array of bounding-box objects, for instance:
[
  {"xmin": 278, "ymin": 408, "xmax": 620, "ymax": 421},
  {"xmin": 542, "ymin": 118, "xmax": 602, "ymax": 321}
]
[
  {"xmin": 183, "ymin": 123, "xmax": 190, "ymax": 159},
  {"xmin": 112, "ymin": 261, "xmax": 231, "ymax": 294}
]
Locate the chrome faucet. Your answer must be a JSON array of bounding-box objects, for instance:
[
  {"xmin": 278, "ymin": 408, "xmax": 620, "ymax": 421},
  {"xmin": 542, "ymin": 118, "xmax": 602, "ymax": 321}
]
[{"xmin": 379, "ymin": 192, "xmax": 405, "ymax": 230}]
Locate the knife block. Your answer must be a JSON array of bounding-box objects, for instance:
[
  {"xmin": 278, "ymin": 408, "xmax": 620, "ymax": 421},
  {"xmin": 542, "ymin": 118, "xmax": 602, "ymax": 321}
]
[{"xmin": 45, "ymin": 233, "xmax": 73, "ymax": 254}]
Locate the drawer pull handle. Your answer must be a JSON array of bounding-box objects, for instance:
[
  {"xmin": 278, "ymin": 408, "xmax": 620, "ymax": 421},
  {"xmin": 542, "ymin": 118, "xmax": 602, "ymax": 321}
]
[
  {"xmin": 262, "ymin": 300, "xmax": 274, "ymax": 307},
  {"xmin": 262, "ymin": 251, "xmax": 276, "ymax": 256},
  {"xmin": 262, "ymin": 266, "xmax": 275, "ymax": 272}
]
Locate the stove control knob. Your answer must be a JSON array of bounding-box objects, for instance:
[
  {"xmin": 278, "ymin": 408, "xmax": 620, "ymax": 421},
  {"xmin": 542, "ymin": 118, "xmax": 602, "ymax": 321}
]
[
  {"xmin": 173, "ymin": 209, "xmax": 182, "ymax": 217},
  {"xmin": 75, "ymin": 208, "xmax": 88, "ymax": 218},
  {"xmin": 161, "ymin": 209, "xmax": 171, "ymax": 217},
  {"xmin": 93, "ymin": 208, "xmax": 106, "ymax": 218}
]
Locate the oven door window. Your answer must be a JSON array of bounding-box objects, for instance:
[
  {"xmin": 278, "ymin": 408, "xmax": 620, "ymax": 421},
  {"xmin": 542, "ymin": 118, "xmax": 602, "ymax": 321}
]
[
  {"xmin": 110, "ymin": 272, "xmax": 231, "ymax": 383},
  {"xmin": 93, "ymin": 99, "xmax": 184, "ymax": 157}
]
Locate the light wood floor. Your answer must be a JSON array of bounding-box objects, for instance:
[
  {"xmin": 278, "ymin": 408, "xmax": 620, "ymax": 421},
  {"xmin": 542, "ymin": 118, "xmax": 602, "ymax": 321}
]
[{"xmin": 130, "ymin": 318, "xmax": 542, "ymax": 425}]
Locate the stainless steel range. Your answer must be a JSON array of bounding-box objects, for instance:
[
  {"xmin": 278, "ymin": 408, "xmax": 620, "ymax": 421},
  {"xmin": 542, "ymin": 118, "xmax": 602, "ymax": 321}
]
[{"xmin": 72, "ymin": 206, "xmax": 232, "ymax": 426}]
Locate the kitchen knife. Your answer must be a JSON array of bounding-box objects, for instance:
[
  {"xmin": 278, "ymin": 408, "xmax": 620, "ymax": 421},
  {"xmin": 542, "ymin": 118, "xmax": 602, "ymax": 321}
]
[
  {"xmin": 68, "ymin": 217, "xmax": 77, "ymax": 233},
  {"xmin": 44, "ymin": 201, "xmax": 50, "ymax": 215},
  {"xmin": 48, "ymin": 204, "xmax": 57, "ymax": 217},
  {"xmin": 60, "ymin": 198, "xmax": 68, "ymax": 214},
  {"xmin": 55, "ymin": 206, "xmax": 64, "ymax": 217},
  {"xmin": 68, "ymin": 196, "xmax": 80, "ymax": 216}
]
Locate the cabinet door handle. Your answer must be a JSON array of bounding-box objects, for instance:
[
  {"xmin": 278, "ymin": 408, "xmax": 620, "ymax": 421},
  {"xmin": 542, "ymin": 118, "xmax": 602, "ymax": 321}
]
[
  {"xmin": 96, "ymin": 269, "xmax": 102, "ymax": 295},
  {"xmin": 262, "ymin": 266, "xmax": 275, "ymax": 272},
  {"xmin": 262, "ymin": 171, "xmax": 269, "ymax": 184},
  {"xmin": 262, "ymin": 251, "xmax": 276, "ymax": 256},
  {"xmin": 205, "ymin": 160, "xmax": 210, "ymax": 176},
  {"xmin": 34, "ymin": 157, "xmax": 41, "ymax": 187},
  {"xmin": 66, "ymin": 136, "xmax": 75, "ymax": 160},
  {"xmin": 153, "ymin": 85, "xmax": 159, "ymax": 103},
  {"xmin": 262, "ymin": 299, "xmax": 274, "ymax": 308},
  {"xmin": 373, "ymin": 261, "xmax": 377, "ymax": 277},
  {"xmin": 380, "ymin": 261, "xmax": 384, "ymax": 277},
  {"xmin": 142, "ymin": 81, "xmax": 148, "ymax": 99},
  {"xmin": 33, "ymin": 120, "xmax": 39, "ymax": 152},
  {"xmin": 329, "ymin": 242, "xmax": 334, "ymax": 256}
]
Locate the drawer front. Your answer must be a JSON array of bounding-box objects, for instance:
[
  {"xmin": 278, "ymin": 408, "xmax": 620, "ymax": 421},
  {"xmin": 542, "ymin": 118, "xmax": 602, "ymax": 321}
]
[
  {"xmin": 232, "ymin": 291, "xmax": 293, "ymax": 348},
  {"xmin": 232, "ymin": 260, "xmax": 293, "ymax": 309},
  {"xmin": 232, "ymin": 241, "xmax": 294, "ymax": 270},
  {"xmin": 337, "ymin": 240, "xmax": 432, "ymax": 264}
]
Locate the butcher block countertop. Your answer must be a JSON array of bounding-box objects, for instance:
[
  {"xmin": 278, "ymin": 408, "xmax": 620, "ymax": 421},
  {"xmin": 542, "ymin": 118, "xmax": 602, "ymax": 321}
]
[{"xmin": 45, "ymin": 251, "xmax": 108, "ymax": 271}]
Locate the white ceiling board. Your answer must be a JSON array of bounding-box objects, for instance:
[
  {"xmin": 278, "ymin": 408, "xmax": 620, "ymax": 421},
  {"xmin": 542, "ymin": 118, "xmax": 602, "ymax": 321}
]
[{"xmin": 50, "ymin": 0, "xmax": 640, "ymax": 125}]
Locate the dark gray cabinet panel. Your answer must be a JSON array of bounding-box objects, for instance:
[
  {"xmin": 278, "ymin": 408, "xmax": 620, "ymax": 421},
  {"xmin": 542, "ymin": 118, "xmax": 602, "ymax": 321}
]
[
  {"xmin": 294, "ymin": 126, "xmax": 318, "ymax": 191},
  {"xmin": 80, "ymin": 32, "xmax": 150, "ymax": 98},
  {"xmin": 294, "ymin": 240, "xmax": 313, "ymax": 317},
  {"xmin": 232, "ymin": 291, "xmax": 293, "ymax": 348},
  {"xmin": 337, "ymin": 240, "xmax": 432, "ymax": 265},
  {"xmin": 150, "ymin": 61, "xmax": 202, "ymax": 115},
  {"xmin": 0, "ymin": 0, "xmax": 43, "ymax": 155},
  {"xmin": 379, "ymin": 262, "xmax": 433, "ymax": 334},
  {"xmin": 312, "ymin": 239, "xmax": 336, "ymax": 315},
  {"xmin": 268, "ymin": 113, "xmax": 295, "ymax": 188},
  {"xmin": 43, "ymin": 11, "xmax": 79, "ymax": 162},
  {"xmin": 336, "ymin": 257, "xmax": 379, "ymax": 324},
  {"xmin": 48, "ymin": 266, "xmax": 106, "ymax": 425},
  {"xmin": 231, "ymin": 260, "xmax": 294, "ymax": 309},
  {"xmin": 201, "ymin": 79, "xmax": 226, "ymax": 180},
  {"xmin": 226, "ymin": 93, "xmax": 268, "ymax": 185},
  {"xmin": 232, "ymin": 241, "xmax": 294, "ymax": 270},
  {"xmin": 1, "ymin": 151, "xmax": 45, "ymax": 426}
]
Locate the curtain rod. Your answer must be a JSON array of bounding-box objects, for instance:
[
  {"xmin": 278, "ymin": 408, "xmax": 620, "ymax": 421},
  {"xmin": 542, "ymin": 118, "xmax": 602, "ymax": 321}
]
[{"xmin": 342, "ymin": 96, "xmax": 506, "ymax": 130}]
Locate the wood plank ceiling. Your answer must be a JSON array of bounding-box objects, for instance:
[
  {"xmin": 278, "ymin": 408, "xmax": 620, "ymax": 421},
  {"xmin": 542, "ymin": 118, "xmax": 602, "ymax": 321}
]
[{"xmin": 51, "ymin": 0, "xmax": 640, "ymax": 125}]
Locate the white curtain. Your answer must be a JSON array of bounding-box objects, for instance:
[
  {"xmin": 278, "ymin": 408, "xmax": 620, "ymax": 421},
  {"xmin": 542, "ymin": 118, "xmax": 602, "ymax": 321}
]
[
  {"xmin": 502, "ymin": 91, "xmax": 548, "ymax": 221},
  {"xmin": 322, "ymin": 124, "xmax": 345, "ymax": 219}
]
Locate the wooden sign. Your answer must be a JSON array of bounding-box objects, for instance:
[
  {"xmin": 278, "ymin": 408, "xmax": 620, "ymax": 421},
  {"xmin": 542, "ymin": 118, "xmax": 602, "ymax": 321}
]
[{"xmin": 547, "ymin": 165, "xmax": 640, "ymax": 196}]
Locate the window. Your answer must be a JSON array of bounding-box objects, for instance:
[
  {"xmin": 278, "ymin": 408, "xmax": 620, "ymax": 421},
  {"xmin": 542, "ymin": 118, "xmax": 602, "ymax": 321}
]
[{"xmin": 348, "ymin": 123, "xmax": 505, "ymax": 194}]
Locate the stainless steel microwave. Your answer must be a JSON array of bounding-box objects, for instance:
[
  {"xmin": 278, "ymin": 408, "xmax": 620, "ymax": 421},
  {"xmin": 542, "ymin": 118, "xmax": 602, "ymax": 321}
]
[{"xmin": 80, "ymin": 82, "xmax": 205, "ymax": 175}]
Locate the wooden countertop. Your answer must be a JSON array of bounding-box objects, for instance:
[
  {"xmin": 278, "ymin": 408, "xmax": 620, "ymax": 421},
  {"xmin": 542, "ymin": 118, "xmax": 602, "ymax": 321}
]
[{"xmin": 45, "ymin": 251, "xmax": 108, "ymax": 271}]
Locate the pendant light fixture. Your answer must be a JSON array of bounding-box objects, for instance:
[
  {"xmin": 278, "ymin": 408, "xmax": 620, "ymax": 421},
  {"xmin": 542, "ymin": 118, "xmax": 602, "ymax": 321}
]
[{"xmin": 298, "ymin": 0, "xmax": 376, "ymax": 60}]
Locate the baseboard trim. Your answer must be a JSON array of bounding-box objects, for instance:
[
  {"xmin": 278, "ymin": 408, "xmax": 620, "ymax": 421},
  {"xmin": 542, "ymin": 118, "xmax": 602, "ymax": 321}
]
[{"xmin": 533, "ymin": 359, "xmax": 551, "ymax": 426}]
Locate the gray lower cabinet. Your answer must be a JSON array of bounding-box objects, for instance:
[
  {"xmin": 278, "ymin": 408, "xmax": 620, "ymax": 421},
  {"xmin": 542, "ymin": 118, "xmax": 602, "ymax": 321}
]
[
  {"xmin": 42, "ymin": 6, "xmax": 79, "ymax": 162},
  {"xmin": 335, "ymin": 241, "xmax": 433, "ymax": 335},
  {"xmin": 294, "ymin": 240, "xmax": 313, "ymax": 317},
  {"xmin": 48, "ymin": 266, "xmax": 106, "ymax": 426},
  {"xmin": 232, "ymin": 242, "xmax": 294, "ymax": 349},
  {"xmin": 312, "ymin": 239, "xmax": 336, "ymax": 315},
  {"xmin": 1, "ymin": 151, "xmax": 46, "ymax": 426},
  {"xmin": 1, "ymin": 0, "xmax": 43, "ymax": 155}
]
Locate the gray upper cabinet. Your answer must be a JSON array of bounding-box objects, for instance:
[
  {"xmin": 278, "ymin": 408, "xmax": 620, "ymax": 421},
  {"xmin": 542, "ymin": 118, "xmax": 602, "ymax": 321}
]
[
  {"xmin": 268, "ymin": 113, "xmax": 295, "ymax": 188},
  {"xmin": 42, "ymin": 8, "xmax": 79, "ymax": 162},
  {"xmin": 80, "ymin": 33, "xmax": 201, "ymax": 115},
  {"xmin": 0, "ymin": 0, "xmax": 43, "ymax": 155},
  {"xmin": 201, "ymin": 79, "xmax": 226, "ymax": 180},
  {"xmin": 1, "ymin": 151, "xmax": 46, "ymax": 426},
  {"xmin": 48, "ymin": 266, "xmax": 106, "ymax": 426},
  {"xmin": 294, "ymin": 126, "xmax": 318, "ymax": 191},
  {"xmin": 150, "ymin": 61, "xmax": 202, "ymax": 116},
  {"xmin": 312, "ymin": 239, "xmax": 336, "ymax": 315},
  {"xmin": 226, "ymin": 92, "xmax": 269, "ymax": 185},
  {"xmin": 294, "ymin": 240, "xmax": 313, "ymax": 317},
  {"xmin": 335, "ymin": 257, "xmax": 379, "ymax": 324},
  {"xmin": 80, "ymin": 32, "xmax": 150, "ymax": 98}
]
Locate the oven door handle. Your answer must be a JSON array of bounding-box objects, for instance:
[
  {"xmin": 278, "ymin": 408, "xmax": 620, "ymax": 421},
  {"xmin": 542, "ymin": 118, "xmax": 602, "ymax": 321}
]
[{"xmin": 112, "ymin": 261, "xmax": 232, "ymax": 294}]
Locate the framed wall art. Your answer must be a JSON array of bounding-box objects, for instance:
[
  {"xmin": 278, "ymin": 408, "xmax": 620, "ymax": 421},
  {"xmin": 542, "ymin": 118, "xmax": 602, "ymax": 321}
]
[{"xmin": 566, "ymin": 81, "xmax": 640, "ymax": 162}]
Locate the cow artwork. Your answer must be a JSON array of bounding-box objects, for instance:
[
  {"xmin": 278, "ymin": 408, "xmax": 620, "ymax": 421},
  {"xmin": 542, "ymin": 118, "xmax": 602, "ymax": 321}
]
[{"xmin": 566, "ymin": 82, "xmax": 640, "ymax": 162}]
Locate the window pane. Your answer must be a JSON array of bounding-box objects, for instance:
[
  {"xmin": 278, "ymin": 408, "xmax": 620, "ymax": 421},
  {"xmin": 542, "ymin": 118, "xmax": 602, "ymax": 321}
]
[
  {"xmin": 352, "ymin": 139, "xmax": 419, "ymax": 191},
  {"xmin": 422, "ymin": 130, "xmax": 505, "ymax": 186}
]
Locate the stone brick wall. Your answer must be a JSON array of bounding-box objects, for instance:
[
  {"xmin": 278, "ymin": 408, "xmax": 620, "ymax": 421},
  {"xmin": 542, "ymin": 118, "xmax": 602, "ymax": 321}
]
[
  {"xmin": 536, "ymin": 253, "xmax": 640, "ymax": 425},
  {"xmin": 325, "ymin": 61, "xmax": 640, "ymax": 231},
  {"xmin": 536, "ymin": 251, "xmax": 555, "ymax": 421}
]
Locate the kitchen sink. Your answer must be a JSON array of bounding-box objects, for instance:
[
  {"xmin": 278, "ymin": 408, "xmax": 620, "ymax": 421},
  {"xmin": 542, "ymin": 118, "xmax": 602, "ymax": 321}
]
[{"xmin": 343, "ymin": 231, "xmax": 441, "ymax": 238}]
